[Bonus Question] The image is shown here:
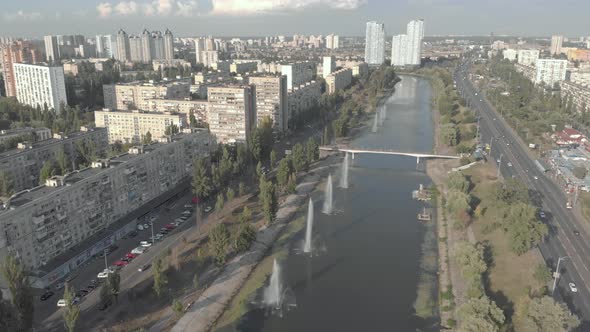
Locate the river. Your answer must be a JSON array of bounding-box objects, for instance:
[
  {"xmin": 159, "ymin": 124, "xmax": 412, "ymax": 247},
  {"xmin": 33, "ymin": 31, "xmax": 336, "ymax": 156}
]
[{"xmin": 222, "ymin": 75, "xmax": 438, "ymax": 331}]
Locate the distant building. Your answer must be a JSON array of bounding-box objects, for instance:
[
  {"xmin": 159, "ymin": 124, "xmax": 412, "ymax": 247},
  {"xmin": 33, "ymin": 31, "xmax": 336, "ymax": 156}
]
[
  {"xmin": 163, "ymin": 29, "xmax": 174, "ymax": 60},
  {"xmin": 391, "ymin": 34, "xmax": 408, "ymax": 66},
  {"xmin": 0, "ymin": 130, "xmax": 210, "ymax": 286},
  {"xmin": 352, "ymin": 62, "xmax": 369, "ymax": 77},
  {"xmin": 201, "ymin": 50, "xmax": 219, "ymax": 68},
  {"xmin": 502, "ymin": 49, "xmax": 518, "ymax": 61},
  {"xmin": 568, "ymin": 49, "xmax": 590, "ymax": 62},
  {"xmin": 391, "ymin": 19, "xmax": 424, "ymax": 66},
  {"xmin": 141, "ymin": 29, "xmax": 153, "ymax": 63},
  {"xmin": 326, "ymin": 34, "xmax": 339, "ymax": 49},
  {"xmin": 561, "ymin": 81, "xmax": 590, "ymax": 115},
  {"xmin": 515, "ymin": 63, "xmax": 536, "ymax": 82},
  {"xmin": 13, "ymin": 63, "xmax": 67, "ymax": 113},
  {"xmin": 95, "ymin": 35, "xmax": 113, "ymax": 58},
  {"xmin": 94, "ymin": 109, "xmax": 186, "ymax": 144},
  {"xmin": 281, "ymin": 61, "xmax": 316, "ymax": 90},
  {"xmin": 152, "ymin": 59, "xmax": 191, "ymax": 72},
  {"xmin": 249, "ymin": 75, "xmax": 289, "ymax": 132},
  {"xmin": 145, "ymin": 99, "xmax": 209, "ymax": 124},
  {"xmin": 103, "ymin": 79, "xmax": 191, "ymax": 111},
  {"xmin": 43, "ymin": 35, "xmax": 59, "ymax": 63},
  {"xmin": 550, "ymin": 35, "xmax": 564, "ymax": 55},
  {"xmin": 207, "ymin": 85, "xmax": 256, "ymax": 145},
  {"xmin": 1, "ymin": 40, "xmax": 41, "ymax": 97},
  {"xmin": 0, "ymin": 127, "xmax": 51, "ymax": 145},
  {"xmin": 517, "ymin": 49, "xmax": 540, "ymax": 66},
  {"xmin": 0, "ymin": 127, "xmax": 108, "ymax": 193},
  {"xmin": 115, "ymin": 29, "xmax": 130, "ymax": 62},
  {"xmin": 325, "ymin": 68, "xmax": 353, "ymax": 94},
  {"xmin": 62, "ymin": 61, "xmax": 80, "ymax": 76},
  {"xmin": 364, "ymin": 21, "xmax": 386, "ymax": 65},
  {"xmin": 535, "ymin": 59, "xmax": 568, "ymax": 86},
  {"xmin": 129, "ymin": 35, "xmax": 143, "ymax": 63},
  {"xmin": 230, "ymin": 61, "xmax": 258, "ymax": 74},
  {"xmin": 322, "ymin": 56, "xmax": 336, "ymax": 78},
  {"xmin": 287, "ymin": 81, "xmax": 322, "ymax": 124}
]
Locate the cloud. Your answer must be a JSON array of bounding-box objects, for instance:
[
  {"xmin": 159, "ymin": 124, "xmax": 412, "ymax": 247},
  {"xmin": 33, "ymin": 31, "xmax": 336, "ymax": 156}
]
[
  {"xmin": 97, "ymin": 0, "xmax": 199, "ymax": 17},
  {"xmin": 210, "ymin": 0, "xmax": 367, "ymax": 15},
  {"xmin": 3, "ymin": 10, "xmax": 43, "ymax": 21}
]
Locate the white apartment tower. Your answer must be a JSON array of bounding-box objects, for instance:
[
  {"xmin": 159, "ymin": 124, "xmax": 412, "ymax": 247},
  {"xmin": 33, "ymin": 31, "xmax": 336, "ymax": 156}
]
[
  {"xmin": 391, "ymin": 34, "xmax": 408, "ymax": 66},
  {"xmin": 96, "ymin": 35, "xmax": 114, "ymax": 58},
  {"xmin": 116, "ymin": 29, "xmax": 130, "ymax": 62},
  {"xmin": 129, "ymin": 35, "xmax": 143, "ymax": 62},
  {"xmin": 141, "ymin": 29, "xmax": 153, "ymax": 63},
  {"xmin": 405, "ymin": 19, "xmax": 424, "ymax": 65},
  {"xmin": 207, "ymin": 86, "xmax": 255, "ymax": 145},
  {"xmin": 550, "ymin": 35, "xmax": 564, "ymax": 55},
  {"xmin": 365, "ymin": 21, "xmax": 386, "ymax": 65},
  {"xmin": 326, "ymin": 34, "xmax": 340, "ymax": 49},
  {"xmin": 249, "ymin": 76, "xmax": 289, "ymax": 132},
  {"xmin": 323, "ymin": 56, "xmax": 336, "ymax": 78},
  {"xmin": 164, "ymin": 29, "xmax": 174, "ymax": 60},
  {"xmin": 44, "ymin": 35, "xmax": 59, "ymax": 63},
  {"xmin": 13, "ymin": 63, "xmax": 68, "ymax": 113}
]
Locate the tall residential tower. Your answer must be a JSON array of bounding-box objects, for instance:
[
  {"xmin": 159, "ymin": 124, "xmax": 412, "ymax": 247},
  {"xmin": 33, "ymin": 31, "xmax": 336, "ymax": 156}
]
[{"xmin": 364, "ymin": 21, "xmax": 385, "ymax": 65}]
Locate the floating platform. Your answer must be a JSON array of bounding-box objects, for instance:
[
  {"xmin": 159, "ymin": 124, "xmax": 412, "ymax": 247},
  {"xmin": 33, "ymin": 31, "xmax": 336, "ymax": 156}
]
[
  {"xmin": 412, "ymin": 184, "xmax": 432, "ymax": 201},
  {"xmin": 417, "ymin": 207, "xmax": 432, "ymax": 222}
]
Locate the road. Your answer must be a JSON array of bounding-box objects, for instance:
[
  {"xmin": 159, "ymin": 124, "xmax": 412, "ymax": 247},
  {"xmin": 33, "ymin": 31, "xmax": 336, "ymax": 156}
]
[{"xmin": 455, "ymin": 59, "xmax": 590, "ymax": 327}]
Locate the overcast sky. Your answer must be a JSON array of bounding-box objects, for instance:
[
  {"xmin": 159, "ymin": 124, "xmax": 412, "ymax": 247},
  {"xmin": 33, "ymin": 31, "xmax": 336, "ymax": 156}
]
[{"xmin": 1, "ymin": 0, "xmax": 589, "ymax": 38}]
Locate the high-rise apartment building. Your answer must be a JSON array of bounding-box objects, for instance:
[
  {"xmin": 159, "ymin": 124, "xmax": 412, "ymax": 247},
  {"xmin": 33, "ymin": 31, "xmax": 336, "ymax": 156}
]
[
  {"xmin": 194, "ymin": 38, "xmax": 204, "ymax": 64},
  {"xmin": 152, "ymin": 31, "xmax": 165, "ymax": 60},
  {"xmin": 13, "ymin": 63, "xmax": 67, "ymax": 113},
  {"xmin": 535, "ymin": 58, "xmax": 568, "ymax": 86},
  {"xmin": 0, "ymin": 127, "xmax": 108, "ymax": 193},
  {"xmin": 44, "ymin": 35, "xmax": 59, "ymax": 63},
  {"xmin": 550, "ymin": 35, "xmax": 564, "ymax": 55},
  {"xmin": 129, "ymin": 35, "xmax": 143, "ymax": 62},
  {"xmin": 0, "ymin": 130, "xmax": 210, "ymax": 283},
  {"xmin": 281, "ymin": 61, "xmax": 316, "ymax": 90},
  {"xmin": 103, "ymin": 79, "xmax": 191, "ymax": 111},
  {"xmin": 207, "ymin": 85, "xmax": 255, "ymax": 145},
  {"xmin": 364, "ymin": 21, "xmax": 386, "ymax": 65},
  {"xmin": 391, "ymin": 19, "xmax": 424, "ymax": 66},
  {"xmin": 164, "ymin": 29, "xmax": 174, "ymax": 60},
  {"xmin": 141, "ymin": 30, "xmax": 153, "ymax": 63},
  {"xmin": 95, "ymin": 35, "xmax": 114, "ymax": 58},
  {"xmin": 1, "ymin": 40, "xmax": 41, "ymax": 97},
  {"xmin": 249, "ymin": 76, "xmax": 289, "ymax": 132},
  {"xmin": 94, "ymin": 109, "xmax": 186, "ymax": 143},
  {"xmin": 201, "ymin": 50, "xmax": 219, "ymax": 68},
  {"xmin": 116, "ymin": 29, "xmax": 130, "ymax": 62},
  {"xmin": 322, "ymin": 56, "xmax": 336, "ymax": 78},
  {"xmin": 326, "ymin": 34, "xmax": 340, "ymax": 49}
]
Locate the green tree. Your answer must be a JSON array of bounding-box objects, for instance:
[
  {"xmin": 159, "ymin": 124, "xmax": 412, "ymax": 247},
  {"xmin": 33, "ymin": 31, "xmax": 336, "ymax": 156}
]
[
  {"xmin": 454, "ymin": 242, "xmax": 487, "ymax": 298},
  {"xmin": 192, "ymin": 158, "xmax": 212, "ymax": 200},
  {"xmin": 286, "ymin": 174, "xmax": 297, "ymax": 194},
  {"xmin": 457, "ymin": 296, "xmax": 505, "ymax": 332},
  {"xmin": 56, "ymin": 147, "xmax": 69, "ymax": 175},
  {"xmin": 441, "ymin": 124, "xmax": 458, "ymax": 146},
  {"xmin": 520, "ymin": 296, "xmax": 580, "ymax": 332},
  {"xmin": 172, "ymin": 299, "xmax": 184, "ymax": 318},
  {"xmin": 238, "ymin": 182, "xmax": 246, "ymax": 196},
  {"xmin": 0, "ymin": 255, "xmax": 33, "ymax": 331},
  {"xmin": 226, "ymin": 187, "xmax": 235, "ymax": 202},
  {"xmin": 189, "ymin": 110, "xmax": 197, "ymax": 127},
  {"xmin": 270, "ymin": 149, "xmax": 277, "ymax": 167},
  {"xmin": 210, "ymin": 223, "xmax": 230, "ymax": 266},
  {"xmin": 233, "ymin": 223, "xmax": 257, "ymax": 253},
  {"xmin": 256, "ymin": 161, "xmax": 263, "ymax": 180},
  {"xmin": 306, "ymin": 137, "xmax": 319, "ymax": 162},
  {"xmin": 533, "ymin": 263, "xmax": 552, "ymax": 284},
  {"xmin": 107, "ymin": 271, "xmax": 121, "ymax": 304},
  {"xmin": 215, "ymin": 192, "xmax": 225, "ymax": 212},
  {"xmin": 63, "ymin": 283, "xmax": 80, "ymax": 332},
  {"xmin": 152, "ymin": 257, "xmax": 168, "ymax": 298},
  {"xmin": 142, "ymin": 131, "xmax": 152, "ymax": 144},
  {"xmin": 448, "ymin": 171, "xmax": 470, "ymax": 194},
  {"xmin": 39, "ymin": 159, "xmax": 57, "ymax": 184},
  {"xmin": 291, "ymin": 143, "xmax": 307, "ymax": 173},
  {"xmin": 259, "ymin": 177, "xmax": 278, "ymax": 224},
  {"xmin": 99, "ymin": 282, "xmax": 112, "ymax": 305},
  {"xmin": 277, "ymin": 157, "xmax": 293, "ymax": 189},
  {"xmin": 240, "ymin": 206, "xmax": 252, "ymax": 224},
  {"xmin": 0, "ymin": 171, "xmax": 13, "ymax": 197},
  {"xmin": 165, "ymin": 124, "xmax": 179, "ymax": 136}
]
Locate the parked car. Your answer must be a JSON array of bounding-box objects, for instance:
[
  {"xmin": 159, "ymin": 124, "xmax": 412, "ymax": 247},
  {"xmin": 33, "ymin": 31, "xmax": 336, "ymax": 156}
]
[
  {"xmin": 175, "ymin": 218, "xmax": 183, "ymax": 223},
  {"xmin": 41, "ymin": 291, "xmax": 55, "ymax": 301},
  {"xmin": 180, "ymin": 216, "xmax": 188, "ymax": 221},
  {"xmin": 140, "ymin": 241, "xmax": 152, "ymax": 248},
  {"xmin": 182, "ymin": 210, "xmax": 191, "ymax": 216},
  {"xmin": 137, "ymin": 224, "xmax": 144, "ymax": 231},
  {"xmin": 184, "ymin": 204, "xmax": 193, "ymax": 209},
  {"xmin": 164, "ymin": 223, "xmax": 175, "ymax": 230},
  {"xmin": 126, "ymin": 253, "xmax": 139, "ymax": 259},
  {"xmin": 113, "ymin": 260, "xmax": 128, "ymax": 267},
  {"xmin": 57, "ymin": 299, "xmax": 67, "ymax": 307},
  {"xmin": 138, "ymin": 263, "xmax": 152, "ymax": 272},
  {"xmin": 539, "ymin": 211, "xmax": 546, "ymax": 219}
]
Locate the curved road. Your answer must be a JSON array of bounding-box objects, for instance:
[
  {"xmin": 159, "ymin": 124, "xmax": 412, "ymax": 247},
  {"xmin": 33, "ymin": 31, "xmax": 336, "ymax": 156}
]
[{"xmin": 455, "ymin": 60, "xmax": 590, "ymax": 327}]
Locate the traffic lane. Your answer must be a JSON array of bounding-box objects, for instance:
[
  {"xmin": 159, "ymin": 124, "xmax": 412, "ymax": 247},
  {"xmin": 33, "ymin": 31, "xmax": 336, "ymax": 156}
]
[{"xmin": 36, "ymin": 191, "xmax": 195, "ymax": 326}]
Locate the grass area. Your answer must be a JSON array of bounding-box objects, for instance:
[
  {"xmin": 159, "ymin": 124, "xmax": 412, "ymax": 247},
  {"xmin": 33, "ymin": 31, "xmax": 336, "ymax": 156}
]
[
  {"xmin": 463, "ymin": 163, "xmax": 545, "ymax": 330},
  {"xmin": 213, "ymin": 214, "xmax": 307, "ymax": 330},
  {"xmin": 579, "ymin": 192, "xmax": 590, "ymax": 223}
]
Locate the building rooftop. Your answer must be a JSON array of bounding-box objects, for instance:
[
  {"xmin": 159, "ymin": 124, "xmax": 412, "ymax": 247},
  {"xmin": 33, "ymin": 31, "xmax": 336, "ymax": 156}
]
[
  {"xmin": 0, "ymin": 128, "xmax": 106, "ymax": 160},
  {"xmin": 110, "ymin": 77, "xmax": 190, "ymax": 87}
]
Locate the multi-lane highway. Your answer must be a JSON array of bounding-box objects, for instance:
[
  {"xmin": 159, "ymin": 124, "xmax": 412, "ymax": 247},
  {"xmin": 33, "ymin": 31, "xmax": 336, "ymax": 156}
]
[{"xmin": 455, "ymin": 59, "xmax": 590, "ymax": 326}]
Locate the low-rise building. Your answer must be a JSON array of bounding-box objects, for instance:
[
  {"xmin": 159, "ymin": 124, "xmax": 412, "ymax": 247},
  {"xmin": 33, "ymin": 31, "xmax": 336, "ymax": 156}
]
[
  {"xmin": 561, "ymin": 81, "xmax": 590, "ymax": 114},
  {"xmin": 230, "ymin": 61, "xmax": 258, "ymax": 74},
  {"xmin": 257, "ymin": 62, "xmax": 282, "ymax": 74},
  {"xmin": 0, "ymin": 130, "xmax": 211, "ymax": 286},
  {"xmin": 0, "ymin": 128, "xmax": 52, "ymax": 146},
  {"xmin": 352, "ymin": 62, "xmax": 369, "ymax": 77},
  {"xmin": 103, "ymin": 79, "xmax": 191, "ymax": 111},
  {"xmin": 94, "ymin": 109, "xmax": 186, "ymax": 144},
  {"xmin": 287, "ymin": 81, "xmax": 322, "ymax": 125},
  {"xmin": 249, "ymin": 75, "xmax": 289, "ymax": 132},
  {"xmin": 152, "ymin": 59, "xmax": 191, "ymax": 72},
  {"xmin": 207, "ymin": 85, "xmax": 256, "ymax": 145},
  {"xmin": 62, "ymin": 61, "xmax": 80, "ymax": 76},
  {"xmin": 325, "ymin": 68, "xmax": 353, "ymax": 94},
  {"xmin": 0, "ymin": 128, "xmax": 108, "ymax": 194}
]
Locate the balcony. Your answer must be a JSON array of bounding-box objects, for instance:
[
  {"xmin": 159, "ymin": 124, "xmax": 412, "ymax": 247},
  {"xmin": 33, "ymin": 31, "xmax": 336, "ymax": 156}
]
[{"xmin": 33, "ymin": 215, "xmax": 45, "ymax": 225}]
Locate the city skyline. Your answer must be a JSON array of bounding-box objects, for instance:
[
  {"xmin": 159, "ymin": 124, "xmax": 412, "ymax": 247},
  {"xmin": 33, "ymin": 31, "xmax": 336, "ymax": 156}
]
[{"xmin": 1, "ymin": 0, "xmax": 589, "ymax": 38}]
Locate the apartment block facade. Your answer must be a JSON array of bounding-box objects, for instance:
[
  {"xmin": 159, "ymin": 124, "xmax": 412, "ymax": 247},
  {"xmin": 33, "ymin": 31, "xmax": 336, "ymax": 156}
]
[
  {"xmin": 207, "ymin": 86, "xmax": 255, "ymax": 145},
  {"xmin": 0, "ymin": 128, "xmax": 108, "ymax": 194},
  {"xmin": 535, "ymin": 59, "xmax": 568, "ymax": 86},
  {"xmin": 1, "ymin": 40, "xmax": 41, "ymax": 97},
  {"xmin": 13, "ymin": 63, "xmax": 68, "ymax": 113},
  {"xmin": 103, "ymin": 79, "xmax": 191, "ymax": 111},
  {"xmin": 517, "ymin": 49, "xmax": 540, "ymax": 66},
  {"xmin": 249, "ymin": 76, "xmax": 289, "ymax": 132},
  {"xmin": 282, "ymin": 61, "xmax": 316, "ymax": 90},
  {"xmin": 561, "ymin": 81, "xmax": 590, "ymax": 115},
  {"xmin": 0, "ymin": 130, "xmax": 210, "ymax": 284},
  {"xmin": 287, "ymin": 81, "xmax": 322, "ymax": 124},
  {"xmin": 325, "ymin": 68, "xmax": 353, "ymax": 94},
  {"xmin": 94, "ymin": 109, "xmax": 186, "ymax": 143}
]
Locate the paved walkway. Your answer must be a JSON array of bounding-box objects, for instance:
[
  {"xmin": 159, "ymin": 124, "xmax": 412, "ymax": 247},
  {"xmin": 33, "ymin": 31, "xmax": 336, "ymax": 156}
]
[{"xmin": 171, "ymin": 164, "xmax": 327, "ymax": 332}]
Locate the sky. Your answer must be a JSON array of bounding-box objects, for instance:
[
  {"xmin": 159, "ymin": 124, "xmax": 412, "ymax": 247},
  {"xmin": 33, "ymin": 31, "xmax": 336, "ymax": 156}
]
[{"xmin": 0, "ymin": 0, "xmax": 589, "ymax": 38}]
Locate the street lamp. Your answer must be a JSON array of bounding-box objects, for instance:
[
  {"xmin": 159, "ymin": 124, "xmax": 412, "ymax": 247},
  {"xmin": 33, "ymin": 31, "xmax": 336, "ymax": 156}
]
[{"xmin": 552, "ymin": 256, "xmax": 569, "ymax": 295}]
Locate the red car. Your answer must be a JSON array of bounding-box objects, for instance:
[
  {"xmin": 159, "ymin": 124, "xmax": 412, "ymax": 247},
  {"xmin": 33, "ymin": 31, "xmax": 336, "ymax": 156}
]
[
  {"xmin": 164, "ymin": 224, "xmax": 175, "ymax": 230},
  {"xmin": 126, "ymin": 253, "xmax": 139, "ymax": 259},
  {"xmin": 113, "ymin": 260, "xmax": 128, "ymax": 267}
]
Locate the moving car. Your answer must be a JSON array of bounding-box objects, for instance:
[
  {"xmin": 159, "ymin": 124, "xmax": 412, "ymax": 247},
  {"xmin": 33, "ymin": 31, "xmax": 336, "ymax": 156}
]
[
  {"xmin": 41, "ymin": 290, "xmax": 55, "ymax": 301},
  {"xmin": 138, "ymin": 263, "xmax": 152, "ymax": 272},
  {"xmin": 131, "ymin": 246, "xmax": 146, "ymax": 255},
  {"xmin": 569, "ymin": 282, "xmax": 578, "ymax": 293},
  {"xmin": 126, "ymin": 252, "xmax": 139, "ymax": 259}
]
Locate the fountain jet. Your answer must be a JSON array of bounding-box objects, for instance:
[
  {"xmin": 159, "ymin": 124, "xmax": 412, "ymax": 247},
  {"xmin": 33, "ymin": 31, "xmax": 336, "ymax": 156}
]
[
  {"xmin": 322, "ymin": 174, "xmax": 334, "ymax": 214},
  {"xmin": 303, "ymin": 198, "xmax": 314, "ymax": 254},
  {"xmin": 339, "ymin": 153, "xmax": 349, "ymax": 189}
]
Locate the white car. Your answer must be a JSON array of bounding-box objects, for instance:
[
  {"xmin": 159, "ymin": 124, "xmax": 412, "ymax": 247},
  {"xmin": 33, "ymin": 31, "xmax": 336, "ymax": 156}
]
[
  {"xmin": 534, "ymin": 176, "xmax": 538, "ymax": 180},
  {"xmin": 204, "ymin": 206, "xmax": 212, "ymax": 213},
  {"xmin": 57, "ymin": 299, "xmax": 67, "ymax": 307},
  {"xmin": 569, "ymin": 282, "xmax": 578, "ymax": 293},
  {"xmin": 140, "ymin": 241, "xmax": 152, "ymax": 248},
  {"xmin": 507, "ymin": 162, "xmax": 512, "ymax": 167},
  {"xmin": 97, "ymin": 271, "xmax": 110, "ymax": 279},
  {"xmin": 131, "ymin": 246, "xmax": 146, "ymax": 255}
]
